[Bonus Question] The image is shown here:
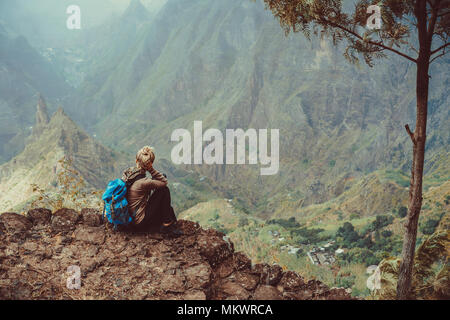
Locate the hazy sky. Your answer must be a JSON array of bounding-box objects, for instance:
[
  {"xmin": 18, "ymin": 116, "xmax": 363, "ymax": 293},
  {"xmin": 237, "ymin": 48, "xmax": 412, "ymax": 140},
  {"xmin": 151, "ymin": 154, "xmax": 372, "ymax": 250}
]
[
  {"xmin": 0, "ymin": 0, "xmax": 168, "ymax": 27},
  {"xmin": 0, "ymin": 0, "xmax": 167, "ymax": 47},
  {"xmin": 112, "ymin": 0, "xmax": 168, "ymax": 13}
]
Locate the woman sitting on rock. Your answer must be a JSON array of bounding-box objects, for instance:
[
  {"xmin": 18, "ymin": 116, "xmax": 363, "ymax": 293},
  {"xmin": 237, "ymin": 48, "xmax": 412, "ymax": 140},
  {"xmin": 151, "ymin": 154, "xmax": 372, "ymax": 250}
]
[{"xmin": 122, "ymin": 146, "xmax": 182, "ymax": 235}]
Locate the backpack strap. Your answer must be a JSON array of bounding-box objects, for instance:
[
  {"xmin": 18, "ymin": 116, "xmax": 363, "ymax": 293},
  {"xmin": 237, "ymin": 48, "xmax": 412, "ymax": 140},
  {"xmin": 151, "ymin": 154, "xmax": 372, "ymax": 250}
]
[
  {"xmin": 122, "ymin": 167, "xmax": 146, "ymax": 187},
  {"xmin": 124, "ymin": 172, "xmax": 146, "ymax": 224}
]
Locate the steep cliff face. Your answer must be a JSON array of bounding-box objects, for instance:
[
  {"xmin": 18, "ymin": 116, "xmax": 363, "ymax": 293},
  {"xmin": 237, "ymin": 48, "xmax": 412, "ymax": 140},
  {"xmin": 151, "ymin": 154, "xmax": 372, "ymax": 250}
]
[{"xmin": 0, "ymin": 209, "xmax": 352, "ymax": 300}]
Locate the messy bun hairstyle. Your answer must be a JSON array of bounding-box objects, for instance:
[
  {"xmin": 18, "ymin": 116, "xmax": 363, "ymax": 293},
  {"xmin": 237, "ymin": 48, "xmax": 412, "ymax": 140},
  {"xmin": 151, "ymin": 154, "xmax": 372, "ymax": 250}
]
[{"xmin": 136, "ymin": 146, "xmax": 155, "ymax": 170}]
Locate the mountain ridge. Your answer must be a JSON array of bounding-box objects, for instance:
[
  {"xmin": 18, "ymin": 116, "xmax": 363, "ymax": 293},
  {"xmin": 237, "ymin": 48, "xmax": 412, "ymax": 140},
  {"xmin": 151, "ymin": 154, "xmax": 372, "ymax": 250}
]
[
  {"xmin": 0, "ymin": 96, "xmax": 126, "ymax": 212},
  {"xmin": 65, "ymin": 0, "xmax": 449, "ymax": 217}
]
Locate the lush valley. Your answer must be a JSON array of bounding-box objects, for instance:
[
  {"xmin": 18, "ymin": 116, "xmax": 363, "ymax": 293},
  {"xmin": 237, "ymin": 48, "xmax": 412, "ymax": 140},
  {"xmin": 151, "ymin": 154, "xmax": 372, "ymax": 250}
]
[{"xmin": 179, "ymin": 178, "xmax": 449, "ymax": 298}]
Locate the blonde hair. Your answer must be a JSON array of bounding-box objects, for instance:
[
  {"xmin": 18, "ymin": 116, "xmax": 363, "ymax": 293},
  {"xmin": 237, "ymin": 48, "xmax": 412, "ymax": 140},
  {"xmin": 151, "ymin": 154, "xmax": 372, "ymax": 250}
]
[{"xmin": 136, "ymin": 146, "xmax": 155, "ymax": 169}]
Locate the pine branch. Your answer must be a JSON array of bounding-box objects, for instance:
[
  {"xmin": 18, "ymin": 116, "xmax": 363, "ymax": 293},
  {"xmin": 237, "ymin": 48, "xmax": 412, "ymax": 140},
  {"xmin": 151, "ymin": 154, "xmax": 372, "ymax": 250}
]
[
  {"xmin": 430, "ymin": 50, "xmax": 449, "ymax": 63},
  {"xmin": 430, "ymin": 42, "xmax": 450, "ymax": 55},
  {"xmin": 319, "ymin": 18, "xmax": 418, "ymax": 63}
]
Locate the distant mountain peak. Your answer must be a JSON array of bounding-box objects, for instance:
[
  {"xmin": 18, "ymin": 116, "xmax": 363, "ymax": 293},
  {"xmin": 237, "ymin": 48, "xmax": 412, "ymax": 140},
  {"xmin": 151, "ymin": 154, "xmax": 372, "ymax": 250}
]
[
  {"xmin": 32, "ymin": 94, "xmax": 50, "ymax": 137},
  {"xmin": 31, "ymin": 97, "xmax": 77, "ymax": 139},
  {"xmin": 129, "ymin": 0, "xmax": 145, "ymax": 9},
  {"xmin": 122, "ymin": 0, "xmax": 150, "ymax": 21},
  {"xmin": 54, "ymin": 106, "xmax": 66, "ymax": 117}
]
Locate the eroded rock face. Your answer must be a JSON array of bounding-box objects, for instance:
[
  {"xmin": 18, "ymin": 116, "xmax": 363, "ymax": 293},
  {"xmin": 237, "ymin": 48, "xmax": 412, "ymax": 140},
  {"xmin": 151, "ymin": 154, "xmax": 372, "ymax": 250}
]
[{"xmin": 0, "ymin": 209, "xmax": 353, "ymax": 300}]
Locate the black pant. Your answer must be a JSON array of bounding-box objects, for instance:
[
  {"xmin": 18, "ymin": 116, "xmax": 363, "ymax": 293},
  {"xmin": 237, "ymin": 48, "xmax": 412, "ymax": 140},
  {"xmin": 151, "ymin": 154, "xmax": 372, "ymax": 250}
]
[{"xmin": 132, "ymin": 186, "xmax": 177, "ymax": 233}]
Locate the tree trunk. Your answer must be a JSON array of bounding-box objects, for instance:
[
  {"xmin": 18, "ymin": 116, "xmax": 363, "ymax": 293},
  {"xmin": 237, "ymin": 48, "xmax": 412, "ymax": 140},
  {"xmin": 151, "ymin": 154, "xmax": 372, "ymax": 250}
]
[{"xmin": 396, "ymin": 6, "xmax": 431, "ymax": 297}]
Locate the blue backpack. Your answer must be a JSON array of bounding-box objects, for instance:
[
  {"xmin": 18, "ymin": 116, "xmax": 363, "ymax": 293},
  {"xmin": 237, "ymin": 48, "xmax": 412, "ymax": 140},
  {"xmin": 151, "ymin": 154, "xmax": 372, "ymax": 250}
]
[{"xmin": 102, "ymin": 169, "xmax": 146, "ymax": 229}]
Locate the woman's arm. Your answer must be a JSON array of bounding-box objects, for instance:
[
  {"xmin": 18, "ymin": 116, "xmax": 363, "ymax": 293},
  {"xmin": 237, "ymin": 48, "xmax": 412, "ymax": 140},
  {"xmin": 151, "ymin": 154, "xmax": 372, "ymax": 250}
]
[
  {"xmin": 148, "ymin": 166, "xmax": 168, "ymax": 183},
  {"xmin": 138, "ymin": 166, "xmax": 168, "ymax": 191}
]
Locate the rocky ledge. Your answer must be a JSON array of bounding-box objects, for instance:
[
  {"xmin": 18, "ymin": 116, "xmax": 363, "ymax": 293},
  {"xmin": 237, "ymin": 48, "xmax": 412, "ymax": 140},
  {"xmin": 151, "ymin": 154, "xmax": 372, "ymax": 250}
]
[{"xmin": 0, "ymin": 208, "xmax": 352, "ymax": 300}]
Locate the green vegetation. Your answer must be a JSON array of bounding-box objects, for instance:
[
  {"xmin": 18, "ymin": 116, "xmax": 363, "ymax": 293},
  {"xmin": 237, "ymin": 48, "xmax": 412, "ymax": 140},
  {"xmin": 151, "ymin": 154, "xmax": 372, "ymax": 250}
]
[
  {"xmin": 30, "ymin": 157, "xmax": 103, "ymax": 212},
  {"xmin": 374, "ymin": 231, "xmax": 449, "ymax": 300},
  {"xmin": 368, "ymin": 215, "xmax": 395, "ymax": 232},
  {"xmin": 334, "ymin": 272, "xmax": 356, "ymax": 289},
  {"xmin": 420, "ymin": 219, "xmax": 440, "ymax": 235},
  {"xmin": 336, "ymin": 222, "xmax": 361, "ymax": 247},
  {"xmin": 382, "ymin": 170, "xmax": 410, "ymax": 188},
  {"xmin": 339, "ymin": 248, "xmax": 379, "ymax": 267},
  {"xmin": 181, "ymin": 185, "xmax": 448, "ymax": 299},
  {"xmin": 334, "ymin": 216, "xmax": 401, "ymax": 266},
  {"xmin": 267, "ymin": 217, "xmax": 300, "ymax": 229},
  {"xmin": 349, "ymin": 213, "xmax": 359, "ymax": 220},
  {"xmin": 328, "ymin": 160, "xmax": 336, "ymax": 168},
  {"xmin": 398, "ymin": 206, "xmax": 408, "ymax": 218},
  {"xmin": 291, "ymin": 226, "xmax": 328, "ymax": 245},
  {"xmin": 238, "ymin": 217, "xmax": 249, "ymax": 227}
]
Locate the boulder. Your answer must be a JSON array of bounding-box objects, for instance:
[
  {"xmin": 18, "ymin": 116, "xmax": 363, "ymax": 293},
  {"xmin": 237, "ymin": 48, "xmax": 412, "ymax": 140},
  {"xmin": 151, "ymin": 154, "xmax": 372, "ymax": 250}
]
[
  {"xmin": 253, "ymin": 285, "xmax": 283, "ymax": 300},
  {"xmin": 27, "ymin": 208, "xmax": 52, "ymax": 225},
  {"xmin": 51, "ymin": 208, "xmax": 80, "ymax": 233},
  {"xmin": 278, "ymin": 270, "xmax": 305, "ymax": 291},
  {"xmin": 196, "ymin": 234, "xmax": 233, "ymax": 267},
  {"xmin": 0, "ymin": 212, "xmax": 32, "ymax": 234},
  {"xmin": 80, "ymin": 208, "xmax": 103, "ymax": 227},
  {"xmin": 217, "ymin": 280, "xmax": 251, "ymax": 300},
  {"xmin": 227, "ymin": 271, "xmax": 260, "ymax": 291},
  {"xmin": 215, "ymin": 251, "xmax": 252, "ymax": 278},
  {"xmin": 251, "ymin": 263, "xmax": 283, "ymax": 286}
]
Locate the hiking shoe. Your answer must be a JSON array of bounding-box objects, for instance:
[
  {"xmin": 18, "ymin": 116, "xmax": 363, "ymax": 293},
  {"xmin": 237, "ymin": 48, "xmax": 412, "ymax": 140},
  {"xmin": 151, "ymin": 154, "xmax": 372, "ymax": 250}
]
[
  {"xmin": 169, "ymin": 228, "xmax": 184, "ymax": 236},
  {"xmin": 160, "ymin": 223, "xmax": 184, "ymax": 236}
]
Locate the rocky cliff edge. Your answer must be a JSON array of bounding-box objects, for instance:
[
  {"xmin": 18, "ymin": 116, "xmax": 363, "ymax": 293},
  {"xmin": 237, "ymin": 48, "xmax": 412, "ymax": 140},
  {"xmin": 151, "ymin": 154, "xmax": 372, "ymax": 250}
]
[{"xmin": 0, "ymin": 209, "xmax": 352, "ymax": 300}]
